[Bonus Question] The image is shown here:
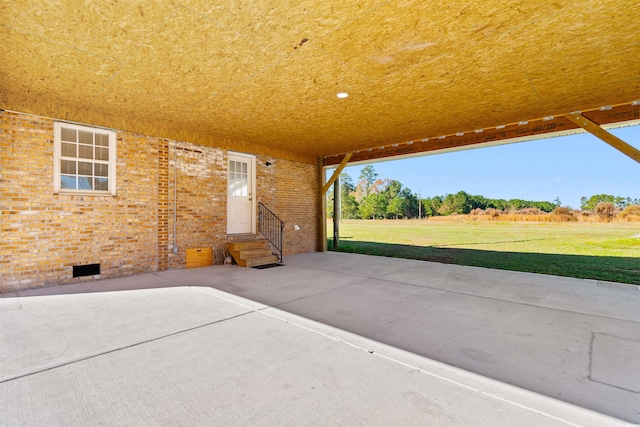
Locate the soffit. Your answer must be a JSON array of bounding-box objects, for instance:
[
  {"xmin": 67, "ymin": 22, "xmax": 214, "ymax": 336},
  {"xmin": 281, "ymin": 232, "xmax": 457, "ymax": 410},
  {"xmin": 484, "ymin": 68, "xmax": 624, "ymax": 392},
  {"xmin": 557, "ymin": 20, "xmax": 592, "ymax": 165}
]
[{"xmin": 1, "ymin": 0, "xmax": 639, "ymax": 164}]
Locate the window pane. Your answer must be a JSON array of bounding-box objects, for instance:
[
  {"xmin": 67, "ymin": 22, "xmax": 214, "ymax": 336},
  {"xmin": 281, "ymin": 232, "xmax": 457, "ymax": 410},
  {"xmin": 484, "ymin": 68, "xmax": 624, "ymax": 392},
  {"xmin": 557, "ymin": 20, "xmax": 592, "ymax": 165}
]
[
  {"xmin": 94, "ymin": 177, "xmax": 108, "ymax": 191},
  {"xmin": 95, "ymin": 147, "xmax": 109, "ymax": 161},
  {"xmin": 61, "ymin": 175, "xmax": 76, "ymax": 189},
  {"xmin": 78, "ymin": 144, "xmax": 93, "ymax": 159},
  {"xmin": 95, "ymin": 133, "xmax": 109, "ymax": 147},
  {"xmin": 62, "ymin": 142, "xmax": 77, "ymax": 157},
  {"xmin": 61, "ymin": 159, "xmax": 76, "ymax": 174},
  {"xmin": 94, "ymin": 163, "xmax": 108, "ymax": 177},
  {"xmin": 78, "ymin": 161, "xmax": 92, "ymax": 175},
  {"xmin": 242, "ymin": 162, "xmax": 247, "ymax": 174},
  {"xmin": 78, "ymin": 176, "xmax": 93, "ymax": 190},
  {"xmin": 230, "ymin": 161, "xmax": 236, "ymax": 173},
  {"xmin": 61, "ymin": 127, "xmax": 76, "ymax": 142},
  {"xmin": 78, "ymin": 130, "xmax": 93, "ymax": 145}
]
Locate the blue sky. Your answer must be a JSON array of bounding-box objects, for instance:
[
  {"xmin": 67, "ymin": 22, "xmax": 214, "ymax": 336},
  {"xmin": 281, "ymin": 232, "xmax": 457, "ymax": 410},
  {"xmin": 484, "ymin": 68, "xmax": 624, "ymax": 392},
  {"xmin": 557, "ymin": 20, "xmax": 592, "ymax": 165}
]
[{"xmin": 337, "ymin": 124, "xmax": 640, "ymax": 209}]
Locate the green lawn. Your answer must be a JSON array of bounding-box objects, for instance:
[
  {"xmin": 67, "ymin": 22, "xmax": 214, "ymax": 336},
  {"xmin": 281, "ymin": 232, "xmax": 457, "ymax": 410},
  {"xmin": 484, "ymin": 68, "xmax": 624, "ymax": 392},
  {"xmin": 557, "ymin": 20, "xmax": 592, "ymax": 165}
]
[{"xmin": 328, "ymin": 219, "xmax": 640, "ymax": 284}]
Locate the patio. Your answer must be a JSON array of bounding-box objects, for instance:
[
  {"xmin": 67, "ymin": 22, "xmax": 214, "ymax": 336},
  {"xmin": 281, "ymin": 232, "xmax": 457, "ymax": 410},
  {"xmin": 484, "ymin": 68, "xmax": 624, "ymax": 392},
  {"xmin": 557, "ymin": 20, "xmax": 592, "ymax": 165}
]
[{"xmin": 1, "ymin": 252, "xmax": 638, "ymax": 425}]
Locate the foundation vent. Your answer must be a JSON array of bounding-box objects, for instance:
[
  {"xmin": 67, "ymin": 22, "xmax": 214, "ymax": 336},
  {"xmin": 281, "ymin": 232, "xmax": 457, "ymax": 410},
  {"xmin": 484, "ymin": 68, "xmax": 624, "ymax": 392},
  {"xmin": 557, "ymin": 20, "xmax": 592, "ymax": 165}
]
[{"xmin": 73, "ymin": 263, "xmax": 101, "ymax": 278}]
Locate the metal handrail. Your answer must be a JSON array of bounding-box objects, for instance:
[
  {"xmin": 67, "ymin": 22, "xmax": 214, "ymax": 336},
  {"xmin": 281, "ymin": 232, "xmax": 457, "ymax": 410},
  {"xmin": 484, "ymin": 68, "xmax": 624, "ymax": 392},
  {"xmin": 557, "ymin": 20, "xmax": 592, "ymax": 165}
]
[{"xmin": 258, "ymin": 202, "xmax": 284, "ymax": 263}]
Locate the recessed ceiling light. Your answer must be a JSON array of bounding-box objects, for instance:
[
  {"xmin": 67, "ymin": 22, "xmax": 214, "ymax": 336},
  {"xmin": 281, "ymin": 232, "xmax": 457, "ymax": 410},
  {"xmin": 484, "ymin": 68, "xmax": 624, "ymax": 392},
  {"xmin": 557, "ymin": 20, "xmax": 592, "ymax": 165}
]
[{"xmin": 336, "ymin": 92, "xmax": 349, "ymax": 99}]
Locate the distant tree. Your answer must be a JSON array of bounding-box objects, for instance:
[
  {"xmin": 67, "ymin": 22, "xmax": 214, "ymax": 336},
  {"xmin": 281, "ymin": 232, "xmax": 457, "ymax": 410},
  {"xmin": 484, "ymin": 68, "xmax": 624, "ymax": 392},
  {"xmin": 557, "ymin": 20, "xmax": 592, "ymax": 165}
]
[
  {"xmin": 439, "ymin": 191, "xmax": 473, "ymax": 215},
  {"xmin": 422, "ymin": 196, "xmax": 443, "ymax": 217},
  {"xmin": 359, "ymin": 192, "xmax": 387, "ymax": 219},
  {"xmin": 387, "ymin": 196, "xmax": 407, "ymax": 219},
  {"xmin": 355, "ymin": 165, "xmax": 379, "ymax": 200},
  {"xmin": 400, "ymin": 188, "xmax": 419, "ymax": 218},
  {"xmin": 339, "ymin": 173, "xmax": 360, "ymax": 219},
  {"xmin": 580, "ymin": 194, "xmax": 616, "ymax": 211}
]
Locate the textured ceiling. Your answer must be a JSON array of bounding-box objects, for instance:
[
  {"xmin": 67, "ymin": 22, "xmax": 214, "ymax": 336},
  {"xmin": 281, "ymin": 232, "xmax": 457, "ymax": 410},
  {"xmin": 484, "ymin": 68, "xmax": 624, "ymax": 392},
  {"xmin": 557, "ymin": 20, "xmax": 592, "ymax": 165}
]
[{"xmin": 1, "ymin": 0, "xmax": 639, "ymax": 164}]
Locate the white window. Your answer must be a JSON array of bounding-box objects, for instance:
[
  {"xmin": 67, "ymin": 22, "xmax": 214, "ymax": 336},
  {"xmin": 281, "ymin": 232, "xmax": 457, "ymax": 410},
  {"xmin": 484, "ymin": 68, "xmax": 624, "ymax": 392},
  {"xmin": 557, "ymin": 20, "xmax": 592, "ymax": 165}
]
[{"xmin": 53, "ymin": 122, "xmax": 116, "ymax": 195}]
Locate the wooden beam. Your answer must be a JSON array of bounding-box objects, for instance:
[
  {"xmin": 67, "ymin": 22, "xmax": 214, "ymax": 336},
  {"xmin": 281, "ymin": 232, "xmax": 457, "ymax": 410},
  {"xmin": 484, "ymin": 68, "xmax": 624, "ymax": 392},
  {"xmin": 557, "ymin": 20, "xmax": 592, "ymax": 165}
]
[
  {"xmin": 322, "ymin": 152, "xmax": 353, "ymax": 194},
  {"xmin": 564, "ymin": 113, "xmax": 640, "ymax": 164},
  {"xmin": 323, "ymin": 103, "xmax": 640, "ymax": 166},
  {"xmin": 333, "ymin": 178, "xmax": 340, "ymax": 249}
]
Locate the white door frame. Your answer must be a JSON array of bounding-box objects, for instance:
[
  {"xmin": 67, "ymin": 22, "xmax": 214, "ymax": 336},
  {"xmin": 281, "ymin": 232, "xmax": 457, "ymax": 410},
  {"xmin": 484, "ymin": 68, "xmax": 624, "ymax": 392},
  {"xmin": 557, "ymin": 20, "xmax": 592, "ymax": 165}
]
[{"xmin": 227, "ymin": 152, "xmax": 256, "ymax": 235}]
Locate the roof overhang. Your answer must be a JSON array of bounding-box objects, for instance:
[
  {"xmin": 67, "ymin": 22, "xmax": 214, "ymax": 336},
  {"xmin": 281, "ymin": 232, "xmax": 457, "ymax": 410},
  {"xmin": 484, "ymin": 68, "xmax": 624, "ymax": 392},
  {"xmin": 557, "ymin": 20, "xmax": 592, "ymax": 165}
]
[{"xmin": 2, "ymin": 1, "xmax": 639, "ymax": 164}]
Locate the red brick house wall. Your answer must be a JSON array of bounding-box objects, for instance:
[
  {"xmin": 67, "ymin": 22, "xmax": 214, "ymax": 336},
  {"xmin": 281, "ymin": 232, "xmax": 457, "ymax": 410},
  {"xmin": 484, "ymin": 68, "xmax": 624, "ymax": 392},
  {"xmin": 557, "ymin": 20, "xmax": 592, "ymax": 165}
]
[{"xmin": 0, "ymin": 110, "xmax": 318, "ymax": 292}]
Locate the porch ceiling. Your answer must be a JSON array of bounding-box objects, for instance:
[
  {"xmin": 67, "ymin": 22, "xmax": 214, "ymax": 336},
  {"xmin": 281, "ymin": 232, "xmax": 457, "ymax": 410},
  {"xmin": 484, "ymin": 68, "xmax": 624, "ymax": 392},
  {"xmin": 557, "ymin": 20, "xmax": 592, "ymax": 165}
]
[{"xmin": 1, "ymin": 1, "xmax": 639, "ymax": 164}]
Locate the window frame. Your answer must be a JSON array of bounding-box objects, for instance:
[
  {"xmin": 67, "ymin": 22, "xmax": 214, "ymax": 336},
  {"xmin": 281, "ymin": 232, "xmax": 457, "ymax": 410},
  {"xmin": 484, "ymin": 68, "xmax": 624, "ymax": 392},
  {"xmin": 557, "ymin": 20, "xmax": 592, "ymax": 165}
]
[{"xmin": 53, "ymin": 121, "xmax": 117, "ymax": 196}]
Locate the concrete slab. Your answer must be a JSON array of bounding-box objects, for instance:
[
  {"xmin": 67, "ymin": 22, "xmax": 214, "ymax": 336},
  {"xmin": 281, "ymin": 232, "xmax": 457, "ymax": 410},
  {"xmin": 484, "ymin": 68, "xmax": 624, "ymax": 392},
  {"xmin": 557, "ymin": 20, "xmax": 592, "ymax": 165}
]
[
  {"xmin": 156, "ymin": 251, "xmax": 640, "ymax": 423},
  {"xmin": 160, "ymin": 263, "xmax": 369, "ymax": 306},
  {"xmin": 0, "ymin": 285, "xmax": 623, "ymax": 426},
  {"xmin": 0, "ymin": 286, "xmax": 251, "ymax": 382},
  {"xmin": 590, "ymin": 333, "xmax": 640, "ymax": 393},
  {"xmin": 2, "ymin": 252, "xmax": 639, "ymax": 424}
]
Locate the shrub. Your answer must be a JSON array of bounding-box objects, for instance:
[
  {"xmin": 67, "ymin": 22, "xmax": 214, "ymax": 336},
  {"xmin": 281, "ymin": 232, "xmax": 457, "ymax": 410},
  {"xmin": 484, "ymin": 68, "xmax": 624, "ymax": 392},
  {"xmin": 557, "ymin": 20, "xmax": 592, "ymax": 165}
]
[
  {"xmin": 485, "ymin": 208, "xmax": 501, "ymax": 218},
  {"xmin": 550, "ymin": 206, "xmax": 576, "ymax": 222},
  {"xmin": 516, "ymin": 208, "xmax": 545, "ymax": 215},
  {"xmin": 595, "ymin": 202, "xmax": 615, "ymax": 222},
  {"xmin": 617, "ymin": 205, "xmax": 640, "ymax": 222}
]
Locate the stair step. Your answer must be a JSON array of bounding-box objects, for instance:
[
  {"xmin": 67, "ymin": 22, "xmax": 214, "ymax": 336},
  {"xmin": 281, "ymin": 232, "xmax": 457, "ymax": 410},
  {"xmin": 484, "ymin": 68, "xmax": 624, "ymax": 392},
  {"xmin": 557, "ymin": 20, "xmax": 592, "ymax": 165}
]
[
  {"xmin": 227, "ymin": 239, "xmax": 278, "ymax": 267},
  {"xmin": 244, "ymin": 255, "xmax": 279, "ymax": 267},
  {"xmin": 236, "ymin": 248, "xmax": 273, "ymax": 258},
  {"xmin": 228, "ymin": 240, "xmax": 269, "ymax": 251}
]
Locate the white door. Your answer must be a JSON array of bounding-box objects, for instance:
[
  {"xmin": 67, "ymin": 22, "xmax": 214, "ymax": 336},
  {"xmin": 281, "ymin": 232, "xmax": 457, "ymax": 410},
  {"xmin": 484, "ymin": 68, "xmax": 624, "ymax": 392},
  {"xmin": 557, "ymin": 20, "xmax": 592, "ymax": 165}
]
[{"xmin": 227, "ymin": 153, "xmax": 255, "ymax": 234}]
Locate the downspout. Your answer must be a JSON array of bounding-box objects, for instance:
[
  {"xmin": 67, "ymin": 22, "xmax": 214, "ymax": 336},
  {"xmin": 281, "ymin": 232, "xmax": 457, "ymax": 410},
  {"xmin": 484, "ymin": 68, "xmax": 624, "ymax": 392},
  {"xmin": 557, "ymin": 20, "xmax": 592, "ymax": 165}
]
[{"xmin": 172, "ymin": 142, "xmax": 178, "ymax": 254}]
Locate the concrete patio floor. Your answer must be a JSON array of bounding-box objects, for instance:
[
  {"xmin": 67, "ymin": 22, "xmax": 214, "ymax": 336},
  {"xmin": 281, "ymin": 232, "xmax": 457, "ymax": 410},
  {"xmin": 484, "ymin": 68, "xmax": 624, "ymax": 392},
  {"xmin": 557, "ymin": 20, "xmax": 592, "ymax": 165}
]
[{"xmin": 1, "ymin": 252, "xmax": 639, "ymax": 425}]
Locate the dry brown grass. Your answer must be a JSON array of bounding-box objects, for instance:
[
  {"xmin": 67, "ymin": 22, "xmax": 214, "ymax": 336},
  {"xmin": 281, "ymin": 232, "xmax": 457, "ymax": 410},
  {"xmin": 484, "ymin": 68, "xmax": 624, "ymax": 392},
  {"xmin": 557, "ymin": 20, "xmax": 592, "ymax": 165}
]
[{"xmin": 430, "ymin": 205, "xmax": 640, "ymax": 223}]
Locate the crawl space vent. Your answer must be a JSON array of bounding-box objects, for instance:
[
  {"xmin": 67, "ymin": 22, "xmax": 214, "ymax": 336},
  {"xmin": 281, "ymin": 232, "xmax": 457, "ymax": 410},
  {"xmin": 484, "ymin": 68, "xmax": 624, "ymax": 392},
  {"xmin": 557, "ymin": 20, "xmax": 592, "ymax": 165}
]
[{"xmin": 73, "ymin": 263, "xmax": 100, "ymax": 278}]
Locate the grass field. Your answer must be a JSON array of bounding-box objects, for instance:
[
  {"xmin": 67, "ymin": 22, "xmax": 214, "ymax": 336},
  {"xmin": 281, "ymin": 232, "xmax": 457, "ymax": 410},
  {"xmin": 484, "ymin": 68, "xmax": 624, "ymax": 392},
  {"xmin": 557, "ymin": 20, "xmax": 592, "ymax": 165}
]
[{"xmin": 328, "ymin": 219, "xmax": 640, "ymax": 284}]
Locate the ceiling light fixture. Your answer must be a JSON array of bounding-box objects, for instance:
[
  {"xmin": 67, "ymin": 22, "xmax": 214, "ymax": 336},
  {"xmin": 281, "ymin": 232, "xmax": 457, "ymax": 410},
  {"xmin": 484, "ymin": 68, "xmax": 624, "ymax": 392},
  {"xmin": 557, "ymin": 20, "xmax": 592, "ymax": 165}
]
[
  {"xmin": 496, "ymin": 125, "xmax": 506, "ymax": 129},
  {"xmin": 518, "ymin": 120, "xmax": 529, "ymax": 126},
  {"xmin": 543, "ymin": 116, "xmax": 554, "ymax": 121},
  {"xmin": 456, "ymin": 132, "xmax": 464, "ymax": 136},
  {"xmin": 336, "ymin": 92, "xmax": 349, "ymax": 99},
  {"xmin": 632, "ymin": 100, "xmax": 640, "ymax": 106}
]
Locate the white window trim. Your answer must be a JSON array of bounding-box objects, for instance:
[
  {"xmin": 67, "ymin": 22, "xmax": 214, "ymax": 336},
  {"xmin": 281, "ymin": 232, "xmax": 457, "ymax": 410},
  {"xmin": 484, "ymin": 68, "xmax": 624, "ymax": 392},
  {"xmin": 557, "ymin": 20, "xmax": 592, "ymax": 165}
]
[{"xmin": 53, "ymin": 121, "xmax": 117, "ymax": 196}]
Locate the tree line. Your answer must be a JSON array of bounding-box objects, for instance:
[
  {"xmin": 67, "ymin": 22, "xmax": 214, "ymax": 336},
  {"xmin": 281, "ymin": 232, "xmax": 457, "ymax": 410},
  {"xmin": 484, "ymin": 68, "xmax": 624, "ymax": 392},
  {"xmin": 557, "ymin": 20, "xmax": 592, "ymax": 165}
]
[{"xmin": 327, "ymin": 165, "xmax": 639, "ymax": 220}]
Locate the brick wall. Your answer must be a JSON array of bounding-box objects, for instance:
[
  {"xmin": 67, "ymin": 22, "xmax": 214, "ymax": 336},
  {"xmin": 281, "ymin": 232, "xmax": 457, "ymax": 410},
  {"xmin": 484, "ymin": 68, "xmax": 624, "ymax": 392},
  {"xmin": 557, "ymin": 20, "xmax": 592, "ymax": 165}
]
[
  {"xmin": 167, "ymin": 141, "xmax": 228, "ymax": 269},
  {"xmin": 275, "ymin": 159, "xmax": 319, "ymax": 255},
  {"xmin": 0, "ymin": 110, "xmax": 318, "ymax": 292}
]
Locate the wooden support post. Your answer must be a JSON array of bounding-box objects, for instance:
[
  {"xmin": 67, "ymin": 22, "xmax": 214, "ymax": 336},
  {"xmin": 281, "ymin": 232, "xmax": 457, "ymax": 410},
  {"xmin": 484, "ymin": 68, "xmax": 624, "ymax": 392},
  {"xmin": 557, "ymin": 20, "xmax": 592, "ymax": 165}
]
[
  {"xmin": 317, "ymin": 158, "xmax": 327, "ymax": 252},
  {"xmin": 318, "ymin": 153, "xmax": 352, "ymax": 252},
  {"xmin": 333, "ymin": 178, "xmax": 339, "ymax": 249},
  {"xmin": 564, "ymin": 113, "xmax": 640, "ymax": 164}
]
